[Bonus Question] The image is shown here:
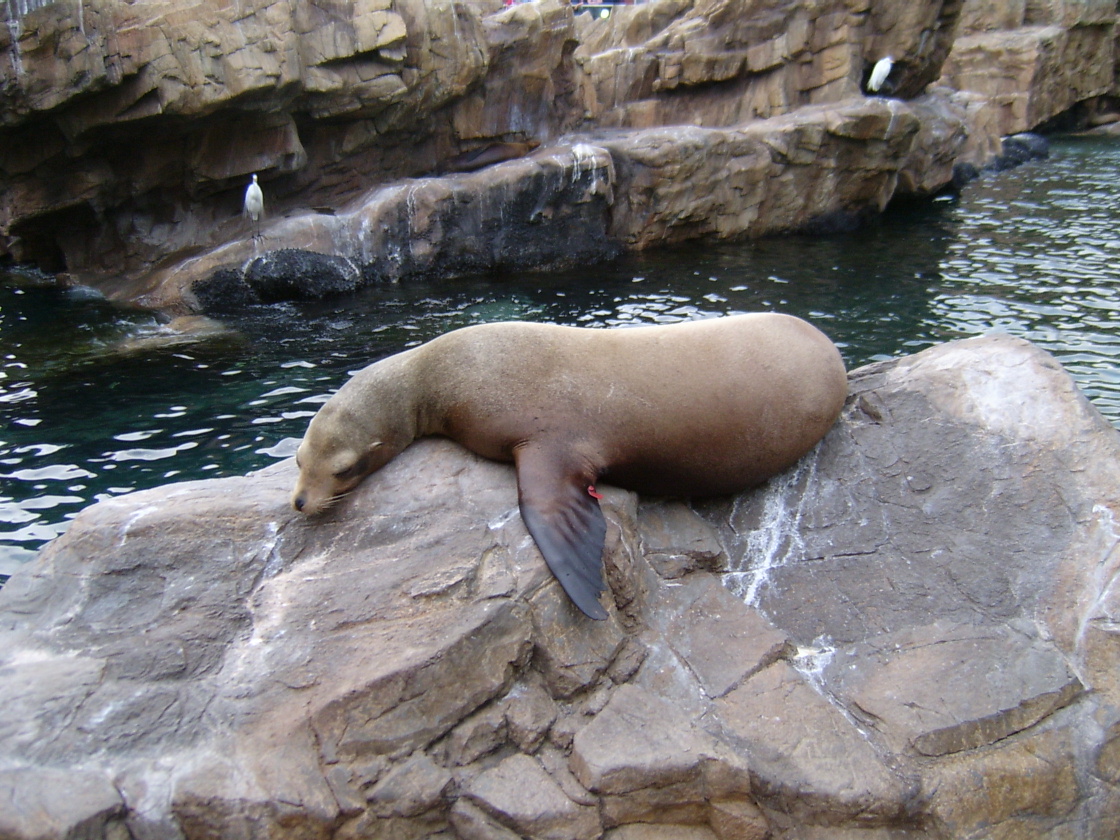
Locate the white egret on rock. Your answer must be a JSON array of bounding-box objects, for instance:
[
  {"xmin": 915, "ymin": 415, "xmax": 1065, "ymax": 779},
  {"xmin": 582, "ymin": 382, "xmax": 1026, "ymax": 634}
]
[
  {"xmin": 244, "ymin": 173, "xmax": 264, "ymax": 240},
  {"xmin": 867, "ymin": 56, "xmax": 893, "ymax": 93}
]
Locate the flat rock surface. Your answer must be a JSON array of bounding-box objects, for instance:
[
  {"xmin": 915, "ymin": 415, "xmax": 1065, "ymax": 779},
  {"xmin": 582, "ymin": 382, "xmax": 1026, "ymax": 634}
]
[
  {"xmin": 829, "ymin": 619, "xmax": 1084, "ymax": 757},
  {"xmin": 2, "ymin": 334, "xmax": 1119, "ymax": 839}
]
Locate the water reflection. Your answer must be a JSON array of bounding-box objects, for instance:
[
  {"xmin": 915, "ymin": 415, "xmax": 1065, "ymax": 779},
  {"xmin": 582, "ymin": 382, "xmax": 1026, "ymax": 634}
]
[{"xmin": 2, "ymin": 136, "xmax": 1119, "ymax": 574}]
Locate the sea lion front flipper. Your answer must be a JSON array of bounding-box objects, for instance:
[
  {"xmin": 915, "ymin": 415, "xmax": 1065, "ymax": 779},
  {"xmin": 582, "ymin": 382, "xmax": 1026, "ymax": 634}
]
[{"xmin": 513, "ymin": 443, "xmax": 608, "ymax": 620}]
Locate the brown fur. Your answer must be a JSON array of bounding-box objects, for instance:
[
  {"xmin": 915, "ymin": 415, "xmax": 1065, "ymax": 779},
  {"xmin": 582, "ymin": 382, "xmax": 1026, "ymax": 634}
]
[{"xmin": 293, "ymin": 313, "xmax": 846, "ymax": 512}]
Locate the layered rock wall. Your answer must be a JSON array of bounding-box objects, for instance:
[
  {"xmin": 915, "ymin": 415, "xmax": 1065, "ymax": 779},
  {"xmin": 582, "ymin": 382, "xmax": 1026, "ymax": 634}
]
[
  {"xmin": 0, "ymin": 0, "xmax": 498, "ymax": 273},
  {"xmin": 0, "ymin": 0, "xmax": 1114, "ymax": 310},
  {"xmin": 0, "ymin": 0, "xmax": 1032, "ymax": 311},
  {"xmin": 940, "ymin": 0, "xmax": 1116, "ymax": 133},
  {"xmin": 133, "ymin": 96, "xmax": 972, "ymax": 312}
]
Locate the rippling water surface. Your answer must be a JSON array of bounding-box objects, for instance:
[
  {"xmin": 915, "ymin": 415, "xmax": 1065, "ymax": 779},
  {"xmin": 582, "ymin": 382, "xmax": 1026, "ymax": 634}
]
[{"xmin": 2, "ymin": 136, "xmax": 1119, "ymax": 575}]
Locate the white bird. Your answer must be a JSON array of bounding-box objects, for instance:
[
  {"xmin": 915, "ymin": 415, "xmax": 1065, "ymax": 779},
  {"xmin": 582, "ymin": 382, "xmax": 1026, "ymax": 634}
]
[
  {"xmin": 867, "ymin": 56, "xmax": 893, "ymax": 94},
  {"xmin": 244, "ymin": 173, "xmax": 264, "ymax": 240}
]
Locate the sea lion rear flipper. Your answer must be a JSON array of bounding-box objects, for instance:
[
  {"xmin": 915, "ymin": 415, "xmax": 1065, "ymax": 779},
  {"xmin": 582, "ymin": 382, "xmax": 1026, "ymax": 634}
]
[{"xmin": 514, "ymin": 444, "xmax": 608, "ymax": 620}]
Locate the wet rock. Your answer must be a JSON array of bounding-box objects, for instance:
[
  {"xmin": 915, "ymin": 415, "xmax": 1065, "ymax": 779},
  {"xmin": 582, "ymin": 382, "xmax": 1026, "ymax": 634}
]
[
  {"xmin": 1000, "ymin": 131, "xmax": 1050, "ymax": 164},
  {"xmin": 950, "ymin": 159, "xmax": 981, "ymax": 189},
  {"xmin": 102, "ymin": 314, "xmax": 240, "ymax": 355},
  {"xmin": 243, "ymin": 248, "xmax": 361, "ymax": 302},
  {"xmin": 0, "ymin": 0, "xmax": 1051, "ymax": 309},
  {"xmin": 192, "ymin": 266, "xmax": 262, "ymax": 310},
  {"xmin": 1, "ymin": 335, "xmax": 1119, "ymax": 837},
  {"xmin": 981, "ymin": 130, "xmax": 1051, "ymax": 174}
]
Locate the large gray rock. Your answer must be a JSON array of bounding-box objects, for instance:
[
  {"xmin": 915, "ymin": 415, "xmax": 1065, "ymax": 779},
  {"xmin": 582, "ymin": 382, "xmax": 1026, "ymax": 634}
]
[{"xmin": 1, "ymin": 334, "xmax": 1119, "ymax": 839}]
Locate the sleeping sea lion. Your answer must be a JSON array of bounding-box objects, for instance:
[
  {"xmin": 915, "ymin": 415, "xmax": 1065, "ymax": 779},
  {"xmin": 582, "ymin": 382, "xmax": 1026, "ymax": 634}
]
[{"xmin": 291, "ymin": 314, "xmax": 847, "ymax": 619}]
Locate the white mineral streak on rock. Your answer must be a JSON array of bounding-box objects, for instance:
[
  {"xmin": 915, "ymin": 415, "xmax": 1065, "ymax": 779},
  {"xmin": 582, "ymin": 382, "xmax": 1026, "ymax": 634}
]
[
  {"xmin": 725, "ymin": 444, "xmax": 820, "ymax": 606},
  {"xmin": 117, "ymin": 505, "xmax": 160, "ymax": 545},
  {"xmin": 1074, "ymin": 502, "xmax": 1120, "ymax": 656}
]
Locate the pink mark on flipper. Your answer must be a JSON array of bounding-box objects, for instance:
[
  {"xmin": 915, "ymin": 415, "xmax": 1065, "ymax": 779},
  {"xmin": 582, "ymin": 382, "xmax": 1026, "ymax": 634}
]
[{"xmin": 587, "ymin": 485, "xmax": 603, "ymax": 500}]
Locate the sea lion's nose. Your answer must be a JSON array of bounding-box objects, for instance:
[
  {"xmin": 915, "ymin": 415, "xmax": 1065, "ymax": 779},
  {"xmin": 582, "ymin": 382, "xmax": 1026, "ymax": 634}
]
[{"xmin": 293, "ymin": 495, "xmax": 305, "ymax": 512}]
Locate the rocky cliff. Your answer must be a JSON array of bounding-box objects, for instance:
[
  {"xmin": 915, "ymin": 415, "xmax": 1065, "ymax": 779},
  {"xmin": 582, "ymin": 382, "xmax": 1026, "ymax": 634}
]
[
  {"xmin": 941, "ymin": 0, "xmax": 1117, "ymax": 134},
  {"xmin": 2, "ymin": 0, "xmax": 1107, "ymax": 312},
  {"xmin": 2, "ymin": 335, "xmax": 1120, "ymax": 839}
]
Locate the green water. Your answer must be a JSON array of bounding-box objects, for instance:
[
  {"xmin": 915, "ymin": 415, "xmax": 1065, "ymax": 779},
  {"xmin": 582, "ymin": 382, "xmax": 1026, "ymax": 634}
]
[{"xmin": 2, "ymin": 136, "xmax": 1119, "ymax": 575}]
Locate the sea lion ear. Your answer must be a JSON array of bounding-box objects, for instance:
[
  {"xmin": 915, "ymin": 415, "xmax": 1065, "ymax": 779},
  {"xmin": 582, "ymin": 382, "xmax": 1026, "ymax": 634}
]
[{"xmin": 368, "ymin": 440, "xmax": 384, "ymax": 454}]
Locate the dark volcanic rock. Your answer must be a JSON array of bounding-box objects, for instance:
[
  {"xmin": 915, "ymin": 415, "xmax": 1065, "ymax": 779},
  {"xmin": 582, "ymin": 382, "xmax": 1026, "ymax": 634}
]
[
  {"xmin": 244, "ymin": 248, "xmax": 361, "ymax": 302},
  {"xmin": 989, "ymin": 131, "xmax": 1051, "ymax": 171},
  {"xmin": 1, "ymin": 334, "xmax": 1119, "ymax": 838},
  {"xmin": 192, "ymin": 266, "xmax": 262, "ymax": 310}
]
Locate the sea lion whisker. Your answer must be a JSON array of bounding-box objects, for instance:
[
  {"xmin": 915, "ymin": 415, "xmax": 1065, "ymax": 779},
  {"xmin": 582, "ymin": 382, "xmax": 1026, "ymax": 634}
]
[{"xmin": 321, "ymin": 490, "xmax": 352, "ymax": 510}]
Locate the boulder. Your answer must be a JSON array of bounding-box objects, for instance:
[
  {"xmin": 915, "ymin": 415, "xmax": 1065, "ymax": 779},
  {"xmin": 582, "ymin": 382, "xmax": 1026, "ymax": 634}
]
[
  {"xmin": 238, "ymin": 248, "xmax": 361, "ymax": 304},
  {"xmin": 599, "ymin": 93, "xmax": 976, "ymax": 249},
  {"xmin": 2, "ymin": 334, "xmax": 1119, "ymax": 838},
  {"xmin": 990, "ymin": 130, "xmax": 1051, "ymax": 170}
]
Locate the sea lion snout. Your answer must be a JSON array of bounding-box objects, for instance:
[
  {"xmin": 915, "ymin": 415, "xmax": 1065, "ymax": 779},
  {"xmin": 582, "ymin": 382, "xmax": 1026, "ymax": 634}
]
[
  {"xmin": 290, "ymin": 445, "xmax": 387, "ymax": 516},
  {"xmin": 290, "ymin": 409, "xmax": 392, "ymax": 516},
  {"xmin": 289, "ymin": 474, "xmax": 341, "ymax": 516},
  {"xmin": 289, "ymin": 451, "xmax": 338, "ymax": 516},
  {"xmin": 290, "ymin": 484, "xmax": 318, "ymax": 515},
  {"xmin": 290, "ymin": 487, "xmax": 338, "ymax": 517}
]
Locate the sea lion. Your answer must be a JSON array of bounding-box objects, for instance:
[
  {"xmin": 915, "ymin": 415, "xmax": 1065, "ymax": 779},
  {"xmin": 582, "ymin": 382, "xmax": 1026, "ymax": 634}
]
[{"xmin": 291, "ymin": 314, "xmax": 847, "ymax": 619}]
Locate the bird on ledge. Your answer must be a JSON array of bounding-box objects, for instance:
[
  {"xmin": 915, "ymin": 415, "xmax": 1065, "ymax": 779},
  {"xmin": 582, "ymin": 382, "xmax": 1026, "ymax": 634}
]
[
  {"xmin": 867, "ymin": 56, "xmax": 894, "ymax": 94},
  {"xmin": 244, "ymin": 173, "xmax": 264, "ymax": 240}
]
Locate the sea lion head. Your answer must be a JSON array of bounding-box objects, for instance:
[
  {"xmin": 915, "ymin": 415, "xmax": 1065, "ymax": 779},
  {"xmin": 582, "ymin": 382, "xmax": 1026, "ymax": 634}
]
[{"xmin": 290, "ymin": 401, "xmax": 400, "ymax": 516}]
